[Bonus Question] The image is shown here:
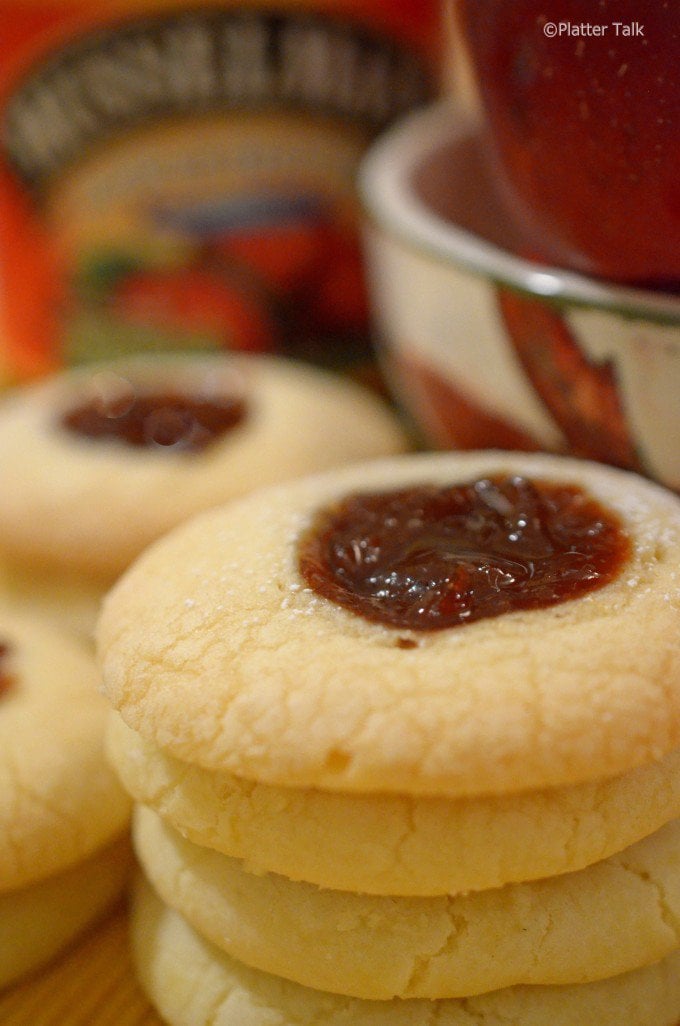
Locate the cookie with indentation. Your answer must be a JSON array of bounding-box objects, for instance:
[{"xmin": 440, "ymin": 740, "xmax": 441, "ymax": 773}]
[
  {"xmin": 107, "ymin": 712, "xmax": 680, "ymax": 895},
  {"xmin": 131, "ymin": 872, "xmax": 680, "ymax": 1026},
  {"xmin": 0, "ymin": 353, "xmax": 406, "ymax": 634},
  {"xmin": 98, "ymin": 451, "xmax": 680, "ymax": 798},
  {"xmin": 134, "ymin": 804, "xmax": 680, "ymax": 999}
]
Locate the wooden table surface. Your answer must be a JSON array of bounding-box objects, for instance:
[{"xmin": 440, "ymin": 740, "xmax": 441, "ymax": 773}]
[{"xmin": 0, "ymin": 905, "xmax": 162, "ymax": 1026}]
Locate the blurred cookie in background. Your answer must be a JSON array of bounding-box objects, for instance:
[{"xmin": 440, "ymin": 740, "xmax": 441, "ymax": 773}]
[{"xmin": 0, "ymin": 353, "xmax": 408, "ymax": 636}]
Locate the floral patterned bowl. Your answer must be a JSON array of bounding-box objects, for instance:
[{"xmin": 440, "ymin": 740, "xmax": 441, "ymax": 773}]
[{"xmin": 360, "ymin": 102, "xmax": 680, "ymax": 490}]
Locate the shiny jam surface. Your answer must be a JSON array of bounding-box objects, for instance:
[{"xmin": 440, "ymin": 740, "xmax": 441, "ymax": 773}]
[
  {"xmin": 0, "ymin": 642, "xmax": 13, "ymax": 697},
  {"xmin": 298, "ymin": 475, "xmax": 630, "ymax": 631},
  {"xmin": 61, "ymin": 390, "xmax": 246, "ymax": 452}
]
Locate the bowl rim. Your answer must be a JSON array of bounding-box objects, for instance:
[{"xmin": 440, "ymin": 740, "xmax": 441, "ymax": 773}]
[{"xmin": 359, "ymin": 101, "xmax": 680, "ymax": 325}]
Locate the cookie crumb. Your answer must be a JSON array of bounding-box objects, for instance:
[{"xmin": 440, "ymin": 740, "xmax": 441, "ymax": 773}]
[{"xmin": 396, "ymin": 637, "xmax": 418, "ymax": 649}]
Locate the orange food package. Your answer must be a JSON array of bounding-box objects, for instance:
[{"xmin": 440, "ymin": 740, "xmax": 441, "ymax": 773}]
[{"xmin": 0, "ymin": 0, "xmax": 441, "ymax": 384}]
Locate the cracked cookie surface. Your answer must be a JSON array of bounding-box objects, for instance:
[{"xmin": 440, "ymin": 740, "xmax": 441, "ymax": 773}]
[
  {"xmin": 108, "ymin": 712, "xmax": 680, "ymax": 895},
  {"xmin": 99, "ymin": 451, "xmax": 680, "ymax": 796},
  {"xmin": 132, "ymin": 873, "xmax": 680, "ymax": 1026},
  {"xmin": 134, "ymin": 805, "xmax": 680, "ymax": 999}
]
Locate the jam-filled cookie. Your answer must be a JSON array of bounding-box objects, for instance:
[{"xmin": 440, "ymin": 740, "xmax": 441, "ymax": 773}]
[
  {"xmin": 0, "ymin": 610, "xmax": 131, "ymax": 987},
  {"xmin": 0, "ymin": 354, "xmax": 406, "ymax": 634},
  {"xmin": 131, "ymin": 874, "xmax": 680, "ymax": 1026},
  {"xmin": 107, "ymin": 711, "xmax": 680, "ymax": 896},
  {"xmin": 98, "ymin": 451, "xmax": 680, "ymax": 798},
  {"xmin": 133, "ymin": 804, "xmax": 680, "ymax": 1000}
]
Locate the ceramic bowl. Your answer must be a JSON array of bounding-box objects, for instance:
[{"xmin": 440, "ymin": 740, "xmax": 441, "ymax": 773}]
[{"xmin": 360, "ymin": 102, "xmax": 680, "ymax": 490}]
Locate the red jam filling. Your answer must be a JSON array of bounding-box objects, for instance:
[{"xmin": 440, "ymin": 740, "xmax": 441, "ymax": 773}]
[
  {"xmin": 61, "ymin": 389, "xmax": 246, "ymax": 452},
  {"xmin": 298, "ymin": 475, "xmax": 630, "ymax": 631}
]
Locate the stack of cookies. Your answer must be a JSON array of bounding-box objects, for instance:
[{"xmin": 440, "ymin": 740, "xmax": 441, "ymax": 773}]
[
  {"xmin": 0, "ymin": 352, "xmax": 405, "ymax": 636},
  {"xmin": 0, "ymin": 609, "xmax": 131, "ymax": 989},
  {"xmin": 98, "ymin": 451, "xmax": 680, "ymax": 1025}
]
